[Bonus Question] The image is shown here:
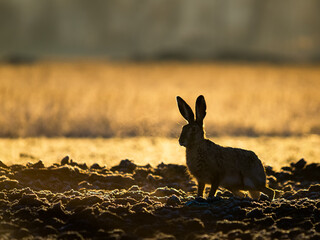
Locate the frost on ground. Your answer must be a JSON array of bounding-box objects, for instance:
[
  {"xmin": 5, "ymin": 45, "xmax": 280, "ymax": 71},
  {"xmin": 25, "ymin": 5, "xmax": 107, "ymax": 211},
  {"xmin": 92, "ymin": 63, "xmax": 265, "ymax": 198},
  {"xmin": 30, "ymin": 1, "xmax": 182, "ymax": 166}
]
[{"xmin": 1, "ymin": 157, "xmax": 320, "ymax": 239}]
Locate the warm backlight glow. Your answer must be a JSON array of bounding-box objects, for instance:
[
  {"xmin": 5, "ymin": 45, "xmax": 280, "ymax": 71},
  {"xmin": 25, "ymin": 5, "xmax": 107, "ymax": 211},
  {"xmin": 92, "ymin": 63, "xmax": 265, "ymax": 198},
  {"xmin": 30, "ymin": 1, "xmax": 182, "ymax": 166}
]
[{"xmin": 0, "ymin": 61, "xmax": 319, "ymax": 138}]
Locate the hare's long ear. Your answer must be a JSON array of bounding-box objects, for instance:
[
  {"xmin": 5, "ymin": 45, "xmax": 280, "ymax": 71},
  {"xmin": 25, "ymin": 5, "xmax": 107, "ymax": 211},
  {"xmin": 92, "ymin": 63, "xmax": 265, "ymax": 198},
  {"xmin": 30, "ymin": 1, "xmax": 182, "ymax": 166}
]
[
  {"xmin": 176, "ymin": 96, "xmax": 194, "ymax": 123},
  {"xmin": 196, "ymin": 95, "xmax": 206, "ymax": 126}
]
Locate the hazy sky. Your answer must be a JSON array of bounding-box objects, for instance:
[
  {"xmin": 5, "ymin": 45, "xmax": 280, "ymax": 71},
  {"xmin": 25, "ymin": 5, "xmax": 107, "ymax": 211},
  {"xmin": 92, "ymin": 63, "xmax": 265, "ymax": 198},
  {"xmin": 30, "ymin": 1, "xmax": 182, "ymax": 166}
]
[{"xmin": 0, "ymin": 0, "xmax": 319, "ymax": 62}]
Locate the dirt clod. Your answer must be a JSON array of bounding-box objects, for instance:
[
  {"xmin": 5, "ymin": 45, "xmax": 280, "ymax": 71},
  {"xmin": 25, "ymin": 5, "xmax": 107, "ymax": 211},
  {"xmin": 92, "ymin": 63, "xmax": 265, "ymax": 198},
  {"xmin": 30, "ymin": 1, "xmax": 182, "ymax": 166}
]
[{"xmin": 0, "ymin": 159, "xmax": 319, "ymax": 239}]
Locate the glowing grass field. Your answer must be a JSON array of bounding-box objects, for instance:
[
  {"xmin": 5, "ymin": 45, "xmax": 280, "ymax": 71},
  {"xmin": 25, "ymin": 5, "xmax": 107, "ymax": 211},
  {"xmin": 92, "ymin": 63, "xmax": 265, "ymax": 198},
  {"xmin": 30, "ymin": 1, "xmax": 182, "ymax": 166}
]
[
  {"xmin": 0, "ymin": 61, "xmax": 320, "ymax": 239},
  {"xmin": 0, "ymin": 61, "xmax": 319, "ymax": 167}
]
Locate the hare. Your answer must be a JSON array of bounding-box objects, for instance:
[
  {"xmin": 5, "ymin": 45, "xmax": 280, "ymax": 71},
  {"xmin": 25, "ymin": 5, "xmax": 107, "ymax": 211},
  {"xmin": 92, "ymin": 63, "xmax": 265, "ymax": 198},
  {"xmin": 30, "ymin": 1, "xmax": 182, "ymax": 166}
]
[{"xmin": 176, "ymin": 95, "xmax": 275, "ymax": 200}]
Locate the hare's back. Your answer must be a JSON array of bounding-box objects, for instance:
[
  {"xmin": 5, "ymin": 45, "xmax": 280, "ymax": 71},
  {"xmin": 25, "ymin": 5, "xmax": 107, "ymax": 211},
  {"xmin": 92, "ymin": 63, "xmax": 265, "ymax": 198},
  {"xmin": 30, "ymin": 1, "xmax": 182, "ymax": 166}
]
[
  {"xmin": 234, "ymin": 148, "xmax": 263, "ymax": 169},
  {"xmin": 213, "ymin": 146, "xmax": 260, "ymax": 168},
  {"xmin": 220, "ymin": 146, "xmax": 267, "ymax": 188}
]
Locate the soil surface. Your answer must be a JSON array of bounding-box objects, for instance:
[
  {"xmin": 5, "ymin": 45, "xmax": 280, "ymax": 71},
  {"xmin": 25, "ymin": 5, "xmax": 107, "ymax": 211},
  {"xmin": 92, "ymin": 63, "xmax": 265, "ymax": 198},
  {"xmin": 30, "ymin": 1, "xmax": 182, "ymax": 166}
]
[{"xmin": 1, "ymin": 157, "xmax": 320, "ymax": 239}]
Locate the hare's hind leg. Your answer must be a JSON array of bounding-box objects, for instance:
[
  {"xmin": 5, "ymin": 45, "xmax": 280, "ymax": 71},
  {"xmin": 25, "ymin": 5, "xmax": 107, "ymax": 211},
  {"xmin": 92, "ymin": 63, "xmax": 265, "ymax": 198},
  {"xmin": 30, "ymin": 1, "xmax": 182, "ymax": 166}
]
[
  {"xmin": 231, "ymin": 190, "xmax": 246, "ymax": 198},
  {"xmin": 261, "ymin": 186, "xmax": 274, "ymax": 200}
]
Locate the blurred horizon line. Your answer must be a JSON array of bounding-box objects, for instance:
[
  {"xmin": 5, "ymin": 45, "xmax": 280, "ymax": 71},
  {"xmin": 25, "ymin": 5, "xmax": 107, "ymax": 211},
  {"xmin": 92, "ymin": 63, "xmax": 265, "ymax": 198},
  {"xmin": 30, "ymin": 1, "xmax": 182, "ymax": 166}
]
[{"xmin": 2, "ymin": 57, "xmax": 320, "ymax": 66}]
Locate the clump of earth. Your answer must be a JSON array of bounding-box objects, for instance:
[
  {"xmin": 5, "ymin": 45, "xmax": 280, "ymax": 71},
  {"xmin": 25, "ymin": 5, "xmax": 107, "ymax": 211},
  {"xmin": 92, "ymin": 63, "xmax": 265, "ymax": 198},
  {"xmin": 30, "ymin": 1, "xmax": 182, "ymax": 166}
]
[{"xmin": 1, "ymin": 157, "xmax": 320, "ymax": 239}]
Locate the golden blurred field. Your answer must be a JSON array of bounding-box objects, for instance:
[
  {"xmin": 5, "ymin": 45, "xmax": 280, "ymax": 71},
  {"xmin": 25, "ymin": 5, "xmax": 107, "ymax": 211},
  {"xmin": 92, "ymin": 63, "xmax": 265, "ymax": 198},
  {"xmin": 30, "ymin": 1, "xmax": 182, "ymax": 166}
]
[
  {"xmin": 0, "ymin": 61, "xmax": 319, "ymax": 137},
  {"xmin": 1, "ymin": 135, "xmax": 320, "ymax": 170},
  {"xmin": 0, "ymin": 61, "xmax": 319, "ymax": 168}
]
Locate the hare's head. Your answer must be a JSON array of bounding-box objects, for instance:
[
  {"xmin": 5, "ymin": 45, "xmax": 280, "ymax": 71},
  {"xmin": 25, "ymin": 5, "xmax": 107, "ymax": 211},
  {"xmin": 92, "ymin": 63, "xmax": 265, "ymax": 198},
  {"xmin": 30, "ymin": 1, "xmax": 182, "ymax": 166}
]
[{"xmin": 176, "ymin": 95, "xmax": 207, "ymax": 147}]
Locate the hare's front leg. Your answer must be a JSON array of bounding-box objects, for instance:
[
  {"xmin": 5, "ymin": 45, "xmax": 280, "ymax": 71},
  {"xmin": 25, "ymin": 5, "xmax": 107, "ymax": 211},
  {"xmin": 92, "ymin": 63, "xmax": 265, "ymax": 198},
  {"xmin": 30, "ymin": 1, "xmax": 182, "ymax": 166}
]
[
  {"xmin": 197, "ymin": 181, "xmax": 205, "ymax": 197},
  {"xmin": 208, "ymin": 178, "xmax": 219, "ymax": 197}
]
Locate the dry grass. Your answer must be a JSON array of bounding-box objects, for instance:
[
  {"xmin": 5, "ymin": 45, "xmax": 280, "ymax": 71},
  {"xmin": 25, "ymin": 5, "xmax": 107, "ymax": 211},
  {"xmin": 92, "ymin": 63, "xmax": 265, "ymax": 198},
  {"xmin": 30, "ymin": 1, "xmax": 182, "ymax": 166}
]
[
  {"xmin": 1, "ymin": 136, "xmax": 319, "ymax": 170},
  {"xmin": 0, "ymin": 61, "xmax": 319, "ymax": 137}
]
